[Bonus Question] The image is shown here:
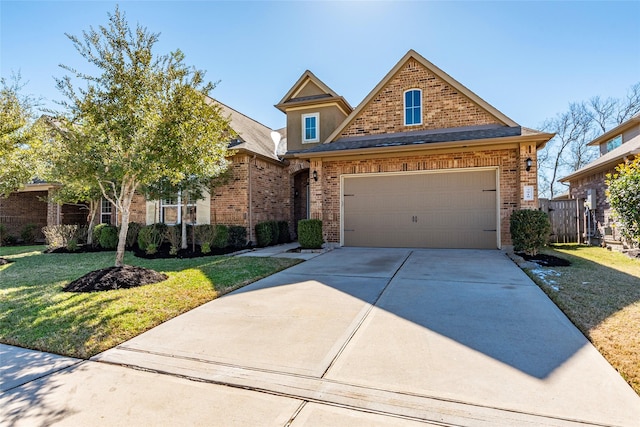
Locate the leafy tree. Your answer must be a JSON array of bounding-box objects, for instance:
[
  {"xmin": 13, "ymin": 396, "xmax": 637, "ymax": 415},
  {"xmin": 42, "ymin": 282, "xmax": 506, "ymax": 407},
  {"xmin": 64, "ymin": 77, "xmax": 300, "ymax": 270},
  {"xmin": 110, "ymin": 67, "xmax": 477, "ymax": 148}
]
[
  {"xmin": 606, "ymin": 158, "xmax": 640, "ymax": 245},
  {"xmin": 0, "ymin": 75, "xmax": 45, "ymax": 197},
  {"xmin": 55, "ymin": 7, "xmax": 232, "ymax": 266},
  {"xmin": 539, "ymin": 82, "xmax": 640, "ymax": 199}
]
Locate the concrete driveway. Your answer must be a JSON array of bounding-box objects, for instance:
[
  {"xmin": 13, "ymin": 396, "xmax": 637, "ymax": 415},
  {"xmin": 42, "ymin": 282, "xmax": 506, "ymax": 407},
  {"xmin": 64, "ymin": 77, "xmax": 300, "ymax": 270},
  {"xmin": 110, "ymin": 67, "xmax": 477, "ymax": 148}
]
[{"xmin": 3, "ymin": 248, "xmax": 639, "ymax": 426}]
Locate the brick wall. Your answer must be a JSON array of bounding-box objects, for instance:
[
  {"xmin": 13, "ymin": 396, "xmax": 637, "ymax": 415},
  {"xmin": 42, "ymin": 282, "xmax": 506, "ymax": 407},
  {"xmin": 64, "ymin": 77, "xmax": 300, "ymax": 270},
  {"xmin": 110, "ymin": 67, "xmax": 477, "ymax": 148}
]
[
  {"xmin": 308, "ymin": 147, "xmax": 531, "ymax": 247},
  {"xmin": 0, "ymin": 191, "xmax": 49, "ymax": 240},
  {"xmin": 340, "ymin": 58, "xmax": 501, "ymax": 138},
  {"xmin": 569, "ymin": 169, "xmax": 613, "ymax": 234}
]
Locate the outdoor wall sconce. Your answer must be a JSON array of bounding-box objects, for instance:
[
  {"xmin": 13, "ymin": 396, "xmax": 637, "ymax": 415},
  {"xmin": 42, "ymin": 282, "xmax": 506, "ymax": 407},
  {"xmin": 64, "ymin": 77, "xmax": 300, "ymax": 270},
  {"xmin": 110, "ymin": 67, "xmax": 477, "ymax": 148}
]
[
  {"xmin": 312, "ymin": 170, "xmax": 318, "ymax": 181},
  {"xmin": 525, "ymin": 157, "xmax": 533, "ymax": 172}
]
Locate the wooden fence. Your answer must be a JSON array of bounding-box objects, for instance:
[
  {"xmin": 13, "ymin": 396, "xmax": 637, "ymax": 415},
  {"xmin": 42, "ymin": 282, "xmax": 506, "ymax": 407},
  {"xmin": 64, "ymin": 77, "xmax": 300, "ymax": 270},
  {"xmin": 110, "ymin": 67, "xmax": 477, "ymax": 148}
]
[{"xmin": 539, "ymin": 198, "xmax": 580, "ymax": 243}]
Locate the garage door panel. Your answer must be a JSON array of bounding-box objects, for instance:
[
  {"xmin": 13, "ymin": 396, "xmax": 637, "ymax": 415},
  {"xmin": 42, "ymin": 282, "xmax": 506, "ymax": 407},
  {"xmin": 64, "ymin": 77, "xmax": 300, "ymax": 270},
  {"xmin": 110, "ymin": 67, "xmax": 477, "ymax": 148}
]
[{"xmin": 343, "ymin": 170, "xmax": 497, "ymax": 249}]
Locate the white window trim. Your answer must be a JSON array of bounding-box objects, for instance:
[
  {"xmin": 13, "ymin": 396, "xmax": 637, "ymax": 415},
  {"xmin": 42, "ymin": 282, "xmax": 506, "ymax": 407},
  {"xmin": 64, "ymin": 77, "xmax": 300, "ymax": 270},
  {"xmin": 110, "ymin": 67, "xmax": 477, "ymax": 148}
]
[
  {"xmin": 404, "ymin": 88, "xmax": 423, "ymax": 126},
  {"xmin": 100, "ymin": 198, "xmax": 112, "ymax": 224},
  {"xmin": 302, "ymin": 112, "xmax": 320, "ymax": 144},
  {"xmin": 159, "ymin": 191, "xmax": 197, "ymax": 225}
]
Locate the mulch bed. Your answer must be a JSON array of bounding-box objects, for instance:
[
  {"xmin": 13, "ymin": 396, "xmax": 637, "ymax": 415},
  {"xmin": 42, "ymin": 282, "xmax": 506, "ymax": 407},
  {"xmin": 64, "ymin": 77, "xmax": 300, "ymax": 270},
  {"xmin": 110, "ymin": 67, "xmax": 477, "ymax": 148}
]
[
  {"xmin": 45, "ymin": 243, "xmax": 246, "ymax": 259},
  {"xmin": 63, "ymin": 265, "xmax": 168, "ymax": 293},
  {"xmin": 517, "ymin": 252, "xmax": 571, "ymax": 267},
  {"xmin": 0, "ymin": 258, "xmax": 13, "ymax": 265}
]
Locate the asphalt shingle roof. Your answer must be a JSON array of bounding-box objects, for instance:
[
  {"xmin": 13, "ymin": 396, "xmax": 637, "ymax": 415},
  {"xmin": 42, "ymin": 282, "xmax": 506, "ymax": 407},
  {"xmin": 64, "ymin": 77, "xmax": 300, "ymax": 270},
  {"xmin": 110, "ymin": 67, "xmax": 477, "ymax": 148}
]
[{"xmin": 297, "ymin": 125, "xmax": 522, "ymax": 154}]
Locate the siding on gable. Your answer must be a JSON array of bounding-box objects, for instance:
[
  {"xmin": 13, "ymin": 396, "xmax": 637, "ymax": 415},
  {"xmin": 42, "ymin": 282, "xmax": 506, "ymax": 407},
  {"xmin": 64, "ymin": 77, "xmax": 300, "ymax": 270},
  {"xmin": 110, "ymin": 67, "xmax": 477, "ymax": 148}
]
[{"xmin": 340, "ymin": 58, "xmax": 502, "ymax": 138}]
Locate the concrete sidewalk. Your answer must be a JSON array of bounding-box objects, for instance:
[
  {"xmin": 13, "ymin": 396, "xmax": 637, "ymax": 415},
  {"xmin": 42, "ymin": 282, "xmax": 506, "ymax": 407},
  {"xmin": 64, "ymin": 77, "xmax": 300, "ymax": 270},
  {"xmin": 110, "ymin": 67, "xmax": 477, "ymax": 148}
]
[{"xmin": 2, "ymin": 248, "xmax": 639, "ymax": 426}]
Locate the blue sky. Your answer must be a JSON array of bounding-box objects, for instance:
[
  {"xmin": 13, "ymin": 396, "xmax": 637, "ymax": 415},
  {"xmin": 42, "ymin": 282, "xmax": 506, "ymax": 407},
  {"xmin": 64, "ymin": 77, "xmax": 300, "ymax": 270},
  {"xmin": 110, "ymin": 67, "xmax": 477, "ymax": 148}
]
[{"xmin": 1, "ymin": 1, "xmax": 639, "ymax": 131}]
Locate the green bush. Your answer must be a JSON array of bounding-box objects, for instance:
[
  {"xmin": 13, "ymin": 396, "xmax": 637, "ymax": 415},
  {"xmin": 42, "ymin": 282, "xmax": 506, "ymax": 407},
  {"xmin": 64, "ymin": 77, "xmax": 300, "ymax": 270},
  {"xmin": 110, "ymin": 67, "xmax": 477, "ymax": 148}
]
[
  {"xmin": 21, "ymin": 223, "xmax": 38, "ymax": 244},
  {"xmin": 213, "ymin": 224, "xmax": 229, "ymax": 248},
  {"xmin": 92, "ymin": 223, "xmax": 107, "ymax": 247},
  {"xmin": 510, "ymin": 209, "xmax": 551, "ymax": 256},
  {"xmin": 138, "ymin": 224, "xmax": 165, "ymax": 254},
  {"xmin": 126, "ymin": 222, "xmax": 143, "ymax": 248},
  {"xmin": 98, "ymin": 225, "xmax": 119, "ymax": 249},
  {"xmin": 255, "ymin": 221, "xmax": 273, "ymax": 247},
  {"xmin": 4, "ymin": 235, "xmax": 17, "ymax": 246},
  {"xmin": 298, "ymin": 219, "xmax": 323, "ymax": 249},
  {"xmin": 0, "ymin": 224, "xmax": 7, "ymax": 246},
  {"xmin": 278, "ymin": 221, "xmax": 291, "ymax": 244},
  {"xmin": 228, "ymin": 226, "xmax": 247, "ymax": 248}
]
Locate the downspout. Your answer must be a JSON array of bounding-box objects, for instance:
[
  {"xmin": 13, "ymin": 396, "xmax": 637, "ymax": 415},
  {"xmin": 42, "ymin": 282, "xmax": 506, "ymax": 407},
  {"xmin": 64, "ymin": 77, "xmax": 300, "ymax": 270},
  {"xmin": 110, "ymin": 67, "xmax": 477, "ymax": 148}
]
[{"xmin": 248, "ymin": 155, "xmax": 256, "ymax": 245}]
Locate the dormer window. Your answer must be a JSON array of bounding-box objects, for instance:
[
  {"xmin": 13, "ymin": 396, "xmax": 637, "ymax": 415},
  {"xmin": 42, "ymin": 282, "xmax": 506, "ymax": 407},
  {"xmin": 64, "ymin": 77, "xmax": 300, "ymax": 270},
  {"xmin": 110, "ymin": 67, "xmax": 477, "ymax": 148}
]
[
  {"xmin": 404, "ymin": 89, "xmax": 422, "ymax": 126},
  {"xmin": 302, "ymin": 113, "xmax": 319, "ymax": 143},
  {"xmin": 606, "ymin": 135, "xmax": 622, "ymax": 152}
]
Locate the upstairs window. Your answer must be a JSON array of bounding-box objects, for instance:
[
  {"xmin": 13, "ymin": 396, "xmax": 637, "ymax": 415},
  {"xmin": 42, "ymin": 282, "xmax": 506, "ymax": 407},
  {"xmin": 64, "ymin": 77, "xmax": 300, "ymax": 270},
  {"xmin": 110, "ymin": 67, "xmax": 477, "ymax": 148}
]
[
  {"xmin": 404, "ymin": 89, "xmax": 422, "ymax": 126},
  {"xmin": 605, "ymin": 134, "xmax": 622, "ymax": 152},
  {"xmin": 302, "ymin": 113, "xmax": 319, "ymax": 143}
]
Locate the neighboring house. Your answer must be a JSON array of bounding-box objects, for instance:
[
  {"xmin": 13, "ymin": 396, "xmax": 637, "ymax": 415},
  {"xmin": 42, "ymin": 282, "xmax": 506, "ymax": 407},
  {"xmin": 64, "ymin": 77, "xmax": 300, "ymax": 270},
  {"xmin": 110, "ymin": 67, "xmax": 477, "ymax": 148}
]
[
  {"xmin": 560, "ymin": 114, "xmax": 640, "ymax": 246},
  {"xmin": 0, "ymin": 181, "xmax": 86, "ymax": 242}
]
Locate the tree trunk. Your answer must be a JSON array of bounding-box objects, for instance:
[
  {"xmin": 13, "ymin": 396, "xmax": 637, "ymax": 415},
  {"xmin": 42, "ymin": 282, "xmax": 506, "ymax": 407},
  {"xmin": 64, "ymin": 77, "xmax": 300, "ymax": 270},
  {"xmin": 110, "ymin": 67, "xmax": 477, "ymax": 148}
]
[
  {"xmin": 114, "ymin": 187, "xmax": 135, "ymax": 267},
  {"xmin": 86, "ymin": 199, "xmax": 99, "ymax": 245},
  {"xmin": 181, "ymin": 194, "xmax": 188, "ymax": 249}
]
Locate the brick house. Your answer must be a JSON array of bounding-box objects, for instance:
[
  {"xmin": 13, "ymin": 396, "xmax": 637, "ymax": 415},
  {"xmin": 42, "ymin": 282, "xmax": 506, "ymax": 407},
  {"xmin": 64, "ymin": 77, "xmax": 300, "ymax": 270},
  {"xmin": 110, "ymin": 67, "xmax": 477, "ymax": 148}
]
[
  {"xmin": 282, "ymin": 50, "xmax": 553, "ymax": 249},
  {"xmin": 5, "ymin": 50, "xmax": 554, "ymax": 249},
  {"xmin": 0, "ymin": 182, "xmax": 86, "ymax": 242},
  {"xmin": 560, "ymin": 114, "xmax": 640, "ymax": 246}
]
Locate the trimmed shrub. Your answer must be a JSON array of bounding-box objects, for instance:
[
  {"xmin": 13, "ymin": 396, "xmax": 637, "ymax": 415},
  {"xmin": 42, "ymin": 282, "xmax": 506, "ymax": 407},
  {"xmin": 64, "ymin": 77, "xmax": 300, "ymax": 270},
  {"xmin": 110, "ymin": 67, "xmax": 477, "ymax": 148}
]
[
  {"xmin": 255, "ymin": 221, "xmax": 273, "ymax": 247},
  {"xmin": 138, "ymin": 224, "xmax": 165, "ymax": 254},
  {"xmin": 92, "ymin": 224, "xmax": 107, "ymax": 247},
  {"xmin": 21, "ymin": 223, "xmax": 38, "ymax": 244},
  {"xmin": 4, "ymin": 235, "xmax": 17, "ymax": 246},
  {"xmin": 298, "ymin": 219, "xmax": 323, "ymax": 249},
  {"xmin": 213, "ymin": 224, "xmax": 229, "ymax": 248},
  {"xmin": 98, "ymin": 225, "xmax": 118, "ymax": 249},
  {"xmin": 126, "ymin": 222, "xmax": 143, "ymax": 248},
  {"xmin": 510, "ymin": 209, "xmax": 551, "ymax": 256},
  {"xmin": 228, "ymin": 226, "xmax": 247, "ymax": 248},
  {"xmin": 278, "ymin": 221, "xmax": 291, "ymax": 244}
]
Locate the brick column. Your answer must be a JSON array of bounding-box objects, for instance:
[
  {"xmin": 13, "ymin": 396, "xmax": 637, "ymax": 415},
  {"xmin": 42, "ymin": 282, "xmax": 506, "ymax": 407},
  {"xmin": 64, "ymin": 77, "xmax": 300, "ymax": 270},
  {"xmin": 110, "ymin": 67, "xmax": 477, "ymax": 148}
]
[
  {"xmin": 309, "ymin": 159, "xmax": 323, "ymax": 224},
  {"xmin": 46, "ymin": 189, "xmax": 61, "ymax": 226},
  {"xmin": 519, "ymin": 142, "xmax": 538, "ymax": 210}
]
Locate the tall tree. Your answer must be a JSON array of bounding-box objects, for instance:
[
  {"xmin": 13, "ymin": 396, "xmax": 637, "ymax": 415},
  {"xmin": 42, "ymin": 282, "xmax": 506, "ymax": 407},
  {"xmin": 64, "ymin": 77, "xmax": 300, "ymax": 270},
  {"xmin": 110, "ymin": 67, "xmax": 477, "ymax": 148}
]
[
  {"xmin": 539, "ymin": 82, "xmax": 640, "ymax": 199},
  {"xmin": 55, "ymin": 7, "xmax": 231, "ymax": 266},
  {"xmin": 0, "ymin": 75, "xmax": 45, "ymax": 197}
]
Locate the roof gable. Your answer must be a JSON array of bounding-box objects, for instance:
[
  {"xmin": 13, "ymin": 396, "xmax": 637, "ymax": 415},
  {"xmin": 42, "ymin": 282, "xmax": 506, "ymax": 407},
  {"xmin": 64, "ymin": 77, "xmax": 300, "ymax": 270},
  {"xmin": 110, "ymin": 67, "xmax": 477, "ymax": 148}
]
[
  {"xmin": 275, "ymin": 70, "xmax": 352, "ymax": 113},
  {"xmin": 326, "ymin": 50, "xmax": 518, "ymax": 142}
]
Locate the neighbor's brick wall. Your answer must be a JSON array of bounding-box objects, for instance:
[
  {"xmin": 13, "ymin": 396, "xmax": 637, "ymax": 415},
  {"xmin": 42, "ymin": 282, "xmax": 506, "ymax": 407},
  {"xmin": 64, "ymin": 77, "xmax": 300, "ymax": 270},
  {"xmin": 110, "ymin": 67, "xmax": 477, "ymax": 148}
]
[
  {"xmin": 309, "ymin": 147, "xmax": 532, "ymax": 247},
  {"xmin": 569, "ymin": 169, "xmax": 614, "ymax": 234},
  {"xmin": 0, "ymin": 191, "xmax": 49, "ymax": 240},
  {"xmin": 340, "ymin": 58, "xmax": 501, "ymax": 138}
]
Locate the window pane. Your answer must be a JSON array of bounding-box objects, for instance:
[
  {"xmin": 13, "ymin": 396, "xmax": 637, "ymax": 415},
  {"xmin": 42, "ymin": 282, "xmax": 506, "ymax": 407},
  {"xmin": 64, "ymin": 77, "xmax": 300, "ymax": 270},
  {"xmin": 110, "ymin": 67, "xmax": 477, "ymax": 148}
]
[
  {"xmin": 405, "ymin": 91, "xmax": 412, "ymax": 107},
  {"xmin": 162, "ymin": 206, "xmax": 179, "ymax": 224},
  {"xmin": 414, "ymin": 108, "xmax": 421, "ymax": 124},
  {"xmin": 405, "ymin": 109, "xmax": 412, "ymax": 125},
  {"xmin": 413, "ymin": 90, "xmax": 421, "ymax": 107}
]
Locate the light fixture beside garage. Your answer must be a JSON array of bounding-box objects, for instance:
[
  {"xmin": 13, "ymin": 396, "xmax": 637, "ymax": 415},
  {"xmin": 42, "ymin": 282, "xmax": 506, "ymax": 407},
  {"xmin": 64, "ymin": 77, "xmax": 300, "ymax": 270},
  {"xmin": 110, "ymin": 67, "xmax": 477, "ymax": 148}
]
[
  {"xmin": 525, "ymin": 157, "xmax": 533, "ymax": 172},
  {"xmin": 312, "ymin": 170, "xmax": 318, "ymax": 181}
]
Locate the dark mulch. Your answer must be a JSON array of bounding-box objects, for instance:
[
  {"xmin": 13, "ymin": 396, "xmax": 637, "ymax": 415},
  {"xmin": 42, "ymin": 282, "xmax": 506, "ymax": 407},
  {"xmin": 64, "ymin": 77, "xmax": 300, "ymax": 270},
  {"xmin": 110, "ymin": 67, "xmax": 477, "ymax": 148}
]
[
  {"xmin": 517, "ymin": 252, "xmax": 571, "ymax": 267},
  {"xmin": 45, "ymin": 245, "xmax": 110, "ymax": 254},
  {"xmin": 63, "ymin": 265, "xmax": 168, "ymax": 293},
  {"xmin": 132, "ymin": 242, "xmax": 245, "ymax": 259},
  {"xmin": 0, "ymin": 257, "xmax": 13, "ymax": 265}
]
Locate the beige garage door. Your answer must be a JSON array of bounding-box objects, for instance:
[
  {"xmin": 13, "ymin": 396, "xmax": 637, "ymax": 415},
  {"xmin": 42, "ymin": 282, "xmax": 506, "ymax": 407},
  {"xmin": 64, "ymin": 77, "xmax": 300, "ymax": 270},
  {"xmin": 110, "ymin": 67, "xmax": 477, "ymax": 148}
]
[{"xmin": 343, "ymin": 169, "xmax": 498, "ymax": 249}]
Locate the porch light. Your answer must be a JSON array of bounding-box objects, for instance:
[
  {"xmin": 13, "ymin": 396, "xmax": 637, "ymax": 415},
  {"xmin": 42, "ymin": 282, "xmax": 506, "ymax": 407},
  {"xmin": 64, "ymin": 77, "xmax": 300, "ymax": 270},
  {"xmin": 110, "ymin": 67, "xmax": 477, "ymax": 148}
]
[
  {"xmin": 525, "ymin": 157, "xmax": 533, "ymax": 172},
  {"xmin": 312, "ymin": 170, "xmax": 318, "ymax": 181}
]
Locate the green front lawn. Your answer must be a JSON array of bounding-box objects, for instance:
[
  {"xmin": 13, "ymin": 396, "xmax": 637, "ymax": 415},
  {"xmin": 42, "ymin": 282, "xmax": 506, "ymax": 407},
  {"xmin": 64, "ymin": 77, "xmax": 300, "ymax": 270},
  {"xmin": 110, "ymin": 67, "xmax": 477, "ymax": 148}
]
[
  {"xmin": 0, "ymin": 246, "xmax": 300, "ymax": 358},
  {"xmin": 524, "ymin": 244, "xmax": 640, "ymax": 395}
]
